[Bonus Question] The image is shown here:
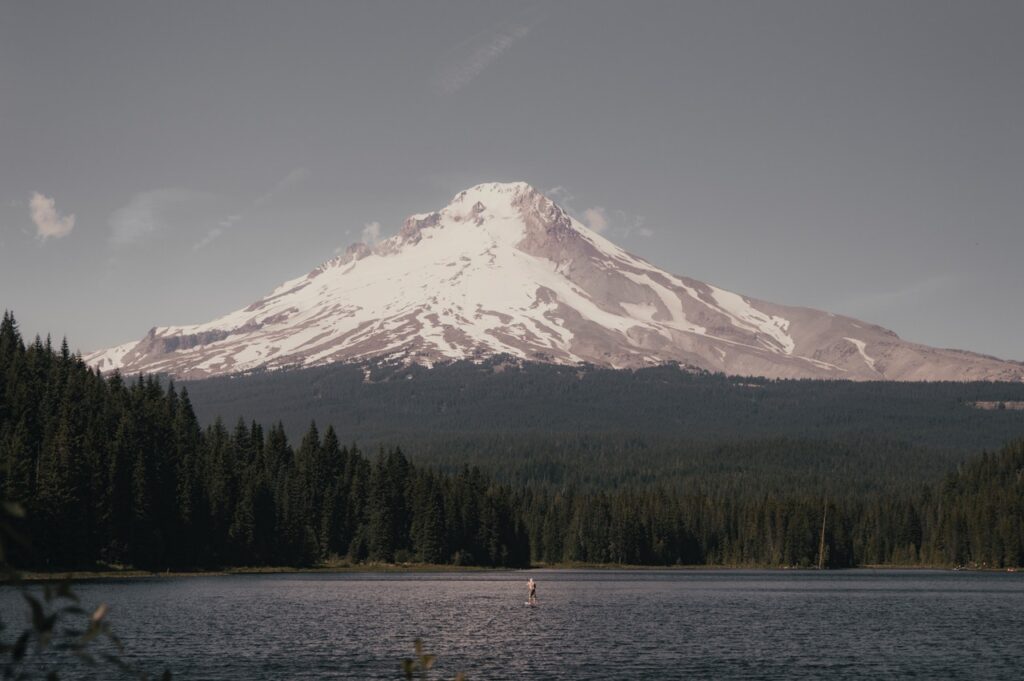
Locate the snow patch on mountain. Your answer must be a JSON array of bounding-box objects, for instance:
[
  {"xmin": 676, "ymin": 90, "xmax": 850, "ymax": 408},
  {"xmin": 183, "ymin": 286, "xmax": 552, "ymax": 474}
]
[
  {"xmin": 708, "ymin": 288, "xmax": 795, "ymax": 354},
  {"xmin": 88, "ymin": 342, "xmax": 136, "ymax": 373},
  {"xmin": 844, "ymin": 337, "xmax": 878, "ymax": 373}
]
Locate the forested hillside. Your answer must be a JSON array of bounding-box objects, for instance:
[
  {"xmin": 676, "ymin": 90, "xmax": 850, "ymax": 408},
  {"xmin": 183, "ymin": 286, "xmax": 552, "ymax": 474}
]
[
  {"xmin": 182, "ymin": 354, "xmax": 1024, "ymax": 495},
  {"xmin": 2, "ymin": 312, "xmax": 1022, "ymax": 570},
  {"xmin": 183, "ymin": 358, "xmax": 1024, "ymax": 445}
]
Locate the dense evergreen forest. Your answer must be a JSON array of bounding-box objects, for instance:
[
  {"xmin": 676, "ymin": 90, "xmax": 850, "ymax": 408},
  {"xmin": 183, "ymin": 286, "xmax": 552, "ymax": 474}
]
[
  {"xmin": 2, "ymin": 312, "xmax": 1023, "ymax": 570},
  {"xmin": 0, "ymin": 314, "xmax": 527, "ymax": 569},
  {"xmin": 184, "ymin": 355, "xmax": 1024, "ymax": 495},
  {"xmin": 183, "ymin": 355, "xmax": 1024, "ymax": 449}
]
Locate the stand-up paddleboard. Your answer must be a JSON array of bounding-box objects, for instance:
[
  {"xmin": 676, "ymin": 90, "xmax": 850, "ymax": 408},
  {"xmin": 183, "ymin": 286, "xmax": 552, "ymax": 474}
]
[{"xmin": 526, "ymin": 578, "xmax": 537, "ymax": 606}]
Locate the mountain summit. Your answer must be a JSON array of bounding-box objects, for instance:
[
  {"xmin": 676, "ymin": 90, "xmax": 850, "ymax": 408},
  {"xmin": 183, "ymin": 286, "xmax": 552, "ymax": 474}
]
[{"xmin": 87, "ymin": 182, "xmax": 1024, "ymax": 381}]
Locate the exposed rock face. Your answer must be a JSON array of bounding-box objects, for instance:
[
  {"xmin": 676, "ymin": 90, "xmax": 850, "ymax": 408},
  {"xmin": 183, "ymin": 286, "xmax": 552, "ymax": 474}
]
[{"xmin": 87, "ymin": 182, "xmax": 1024, "ymax": 382}]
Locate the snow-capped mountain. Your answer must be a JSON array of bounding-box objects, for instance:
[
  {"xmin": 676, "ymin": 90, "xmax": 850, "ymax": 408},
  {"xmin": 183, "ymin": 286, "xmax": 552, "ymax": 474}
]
[{"xmin": 86, "ymin": 182, "xmax": 1024, "ymax": 382}]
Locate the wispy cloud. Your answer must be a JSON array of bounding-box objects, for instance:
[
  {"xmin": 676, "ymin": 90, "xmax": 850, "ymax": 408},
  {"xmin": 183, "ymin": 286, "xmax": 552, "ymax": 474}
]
[
  {"xmin": 435, "ymin": 22, "xmax": 532, "ymax": 94},
  {"xmin": 361, "ymin": 221, "xmax": 381, "ymax": 245},
  {"xmin": 109, "ymin": 188, "xmax": 220, "ymax": 246},
  {"xmin": 196, "ymin": 168, "xmax": 309, "ymax": 250},
  {"xmin": 193, "ymin": 214, "xmax": 241, "ymax": 251},
  {"xmin": 112, "ymin": 168, "xmax": 309, "ymax": 251},
  {"xmin": 618, "ymin": 212, "xmax": 652, "ymax": 238},
  {"xmin": 192, "ymin": 227, "xmax": 224, "ymax": 251},
  {"xmin": 254, "ymin": 167, "xmax": 309, "ymax": 207},
  {"xmin": 30, "ymin": 192, "xmax": 75, "ymax": 240}
]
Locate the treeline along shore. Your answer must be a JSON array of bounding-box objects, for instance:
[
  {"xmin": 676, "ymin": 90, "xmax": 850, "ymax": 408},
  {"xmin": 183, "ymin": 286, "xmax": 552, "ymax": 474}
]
[{"xmin": 1, "ymin": 312, "xmax": 1023, "ymax": 571}]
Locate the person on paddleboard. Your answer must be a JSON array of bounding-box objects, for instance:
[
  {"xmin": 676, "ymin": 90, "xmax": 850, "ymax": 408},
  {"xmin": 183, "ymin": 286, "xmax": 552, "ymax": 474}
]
[{"xmin": 527, "ymin": 577, "xmax": 537, "ymax": 604}]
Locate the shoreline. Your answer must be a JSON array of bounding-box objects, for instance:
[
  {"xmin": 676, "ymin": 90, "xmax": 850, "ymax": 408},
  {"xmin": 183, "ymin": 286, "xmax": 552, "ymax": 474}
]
[
  {"xmin": 8, "ymin": 562, "xmax": 1012, "ymax": 584},
  {"xmin": 11, "ymin": 563, "xmax": 506, "ymax": 583}
]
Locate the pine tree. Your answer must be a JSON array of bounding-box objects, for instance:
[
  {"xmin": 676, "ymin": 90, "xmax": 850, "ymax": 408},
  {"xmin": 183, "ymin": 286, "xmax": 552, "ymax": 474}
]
[{"xmin": 410, "ymin": 473, "xmax": 445, "ymax": 564}]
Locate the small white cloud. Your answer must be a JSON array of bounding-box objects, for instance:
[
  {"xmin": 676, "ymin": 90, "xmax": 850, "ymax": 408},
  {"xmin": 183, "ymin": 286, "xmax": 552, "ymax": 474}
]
[
  {"xmin": 544, "ymin": 186, "xmax": 647, "ymax": 240},
  {"xmin": 361, "ymin": 221, "xmax": 381, "ymax": 245},
  {"xmin": 30, "ymin": 192, "xmax": 76, "ymax": 240},
  {"xmin": 582, "ymin": 207, "xmax": 609, "ymax": 234}
]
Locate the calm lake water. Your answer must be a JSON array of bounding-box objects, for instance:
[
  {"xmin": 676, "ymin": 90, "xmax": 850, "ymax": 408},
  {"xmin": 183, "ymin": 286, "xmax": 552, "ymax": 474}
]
[{"xmin": 3, "ymin": 569, "xmax": 1023, "ymax": 680}]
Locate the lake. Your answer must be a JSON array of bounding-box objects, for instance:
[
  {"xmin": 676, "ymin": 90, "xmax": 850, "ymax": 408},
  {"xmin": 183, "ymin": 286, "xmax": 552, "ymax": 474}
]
[{"xmin": 3, "ymin": 569, "xmax": 1022, "ymax": 679}]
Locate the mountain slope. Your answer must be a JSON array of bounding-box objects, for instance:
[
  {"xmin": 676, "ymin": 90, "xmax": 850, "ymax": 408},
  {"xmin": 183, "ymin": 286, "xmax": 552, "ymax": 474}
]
[{"xmin": 87, "ymin": 182, "xmax": 1024, "ymax": 381}]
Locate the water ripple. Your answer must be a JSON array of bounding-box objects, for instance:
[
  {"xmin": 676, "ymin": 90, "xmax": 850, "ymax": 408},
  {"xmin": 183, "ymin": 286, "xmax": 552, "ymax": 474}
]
[{"xmin": 2, "ymin": 569, "xmax": 1022, "ymax": 680}]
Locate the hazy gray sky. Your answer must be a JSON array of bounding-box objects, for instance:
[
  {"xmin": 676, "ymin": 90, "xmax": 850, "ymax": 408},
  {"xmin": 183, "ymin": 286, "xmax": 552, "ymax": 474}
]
[{"xmin": 2, "ymin": 0, "xmax": 1022, "ymax": 360}]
